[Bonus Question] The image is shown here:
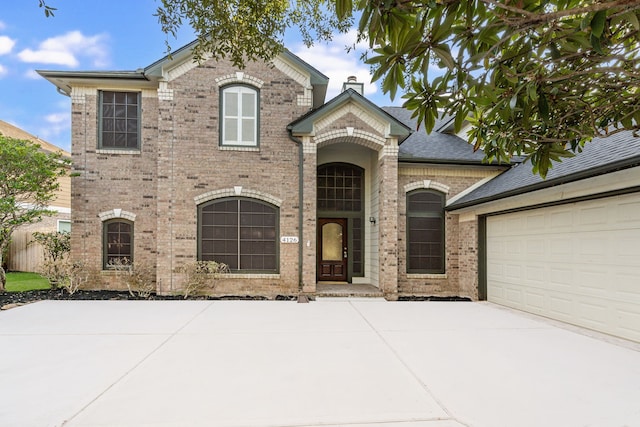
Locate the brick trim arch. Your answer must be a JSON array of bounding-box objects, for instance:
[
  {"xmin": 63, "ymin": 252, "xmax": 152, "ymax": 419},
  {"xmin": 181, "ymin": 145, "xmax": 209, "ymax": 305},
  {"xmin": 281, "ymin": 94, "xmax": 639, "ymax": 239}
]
[
  {"xmin": 194, "ymin": 187, "xmax": 283, "ymax": 207},
  {"xmin": 404, "ymin": 180, "xmax": 450, "ymax": 195},
  {"xmin": 214, "ymin": 72, "xmax": 264, "ymax": 89},
  {"xmin": 315, "ymin": 128, "xmax": 386, "ymax": 150},
  {"xmin": 98, "ymin": 209, "xmax": 136, "ymax": 222}
]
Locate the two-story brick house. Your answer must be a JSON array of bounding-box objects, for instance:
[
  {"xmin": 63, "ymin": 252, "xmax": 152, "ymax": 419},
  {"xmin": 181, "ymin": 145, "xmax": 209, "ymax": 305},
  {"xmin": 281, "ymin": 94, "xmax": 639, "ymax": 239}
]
[{"xmin": 38, "ymin": 40, "xmax": 508, "ymax": 299}]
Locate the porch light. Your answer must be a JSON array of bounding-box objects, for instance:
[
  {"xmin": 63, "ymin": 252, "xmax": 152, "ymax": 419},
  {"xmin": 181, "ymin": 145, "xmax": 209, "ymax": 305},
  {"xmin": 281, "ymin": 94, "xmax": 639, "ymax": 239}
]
[{"xmin": 369, "ymin": 216, "xmax": 376, "ymax": 225}]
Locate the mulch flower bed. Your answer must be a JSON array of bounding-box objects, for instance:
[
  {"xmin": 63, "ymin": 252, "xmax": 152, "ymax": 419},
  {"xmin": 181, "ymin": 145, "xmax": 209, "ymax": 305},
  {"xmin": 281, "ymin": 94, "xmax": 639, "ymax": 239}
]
[{"xmin": 0, "ymin": 289, "xmax": 295, "ymax": 309}]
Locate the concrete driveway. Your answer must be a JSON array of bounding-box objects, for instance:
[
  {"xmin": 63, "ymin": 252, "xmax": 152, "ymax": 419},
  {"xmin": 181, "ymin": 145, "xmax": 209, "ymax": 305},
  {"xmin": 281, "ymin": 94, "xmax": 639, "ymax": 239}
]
[{"xmin": 1, "ymin": 299, "xmax": 639, "ymax": 427}]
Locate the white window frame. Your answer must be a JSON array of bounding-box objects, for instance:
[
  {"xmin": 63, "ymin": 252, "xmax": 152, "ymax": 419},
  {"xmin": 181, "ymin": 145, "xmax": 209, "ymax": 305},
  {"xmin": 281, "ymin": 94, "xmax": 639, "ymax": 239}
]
[
  {"xmin": 57, "ymin": 220, "xmax": 71, "ymax": 233},
  {"xmin": 221, "ymin": 85, "xmax": 258, "ymax": 147}
]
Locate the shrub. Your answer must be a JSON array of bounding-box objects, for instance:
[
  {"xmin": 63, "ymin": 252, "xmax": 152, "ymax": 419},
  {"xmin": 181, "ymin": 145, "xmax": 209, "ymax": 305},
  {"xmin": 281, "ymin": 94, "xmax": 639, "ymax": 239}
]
[
  {"xmin": 57, "ymin": 261, "xmax": 91, "ymax": 295},
  {"xmin": 107, "ymin": 258, "xmax": 156, "ymax": 298},
  {"xmin": 32, "ymin": 231, "xmax": 70, "ymax": 288},
  {"xmin": 178, "ymin": 261, "xmax": 229, "ymax": 299}
]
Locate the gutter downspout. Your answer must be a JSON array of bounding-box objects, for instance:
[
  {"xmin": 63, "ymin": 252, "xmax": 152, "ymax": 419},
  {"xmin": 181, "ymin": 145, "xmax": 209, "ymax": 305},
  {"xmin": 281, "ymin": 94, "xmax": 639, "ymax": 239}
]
[{"xmin": 287, "ymin": 128, "xmax": 306, "ymax": 301}]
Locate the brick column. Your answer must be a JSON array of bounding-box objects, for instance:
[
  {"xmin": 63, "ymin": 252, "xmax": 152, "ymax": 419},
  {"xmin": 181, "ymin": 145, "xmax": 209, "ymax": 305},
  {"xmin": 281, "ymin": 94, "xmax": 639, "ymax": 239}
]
[
  {"xmin": 378, "ymin": 143, "xmax": 399, "ymax": 299},
  {"xmin": 458, "ymin": 215, "xmax": 479, "ymax": 300},
  {"xmin": 301, "ymin": 139, "xmax": 317, "ymax": 293},
  {"xmin": 155, "ymin": 87, "xmax": 175, "ymax": 294}
]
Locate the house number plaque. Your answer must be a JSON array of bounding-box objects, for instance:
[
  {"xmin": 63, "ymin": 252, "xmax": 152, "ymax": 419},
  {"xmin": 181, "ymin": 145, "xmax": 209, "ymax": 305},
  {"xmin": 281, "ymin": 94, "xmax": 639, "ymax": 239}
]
[{"xmin": 280, "ymin": 236, "xmax": 299, "ymax": 244}]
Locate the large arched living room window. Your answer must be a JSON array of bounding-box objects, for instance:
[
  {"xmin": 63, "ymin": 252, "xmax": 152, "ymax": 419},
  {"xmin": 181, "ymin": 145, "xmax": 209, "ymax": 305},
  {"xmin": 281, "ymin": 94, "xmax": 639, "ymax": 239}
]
[
  {"xmin": 103, "ymin": 219, "xmax": 133, "ymax": 269},
  {"xmin": 198, "ymin": 198, "xmax": 278, "ymax": 273},
  {"xmin": 406, "ymin": 190, "xmax": 445, "ymax": 274}
]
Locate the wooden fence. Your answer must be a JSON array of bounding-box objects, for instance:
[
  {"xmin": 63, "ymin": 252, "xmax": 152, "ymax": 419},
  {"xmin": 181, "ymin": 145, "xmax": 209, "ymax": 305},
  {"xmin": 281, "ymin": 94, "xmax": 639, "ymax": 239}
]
[{"xmin": 6, "ymin": 230, "xmax": 46, "ymax": 273}]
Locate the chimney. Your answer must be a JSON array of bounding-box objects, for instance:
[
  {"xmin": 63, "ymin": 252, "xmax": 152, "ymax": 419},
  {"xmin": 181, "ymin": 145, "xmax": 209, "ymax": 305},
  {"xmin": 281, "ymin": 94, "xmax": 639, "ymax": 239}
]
[{"xmin": 342, "ymin": 75, "xmax": 364, "ymax": 95}]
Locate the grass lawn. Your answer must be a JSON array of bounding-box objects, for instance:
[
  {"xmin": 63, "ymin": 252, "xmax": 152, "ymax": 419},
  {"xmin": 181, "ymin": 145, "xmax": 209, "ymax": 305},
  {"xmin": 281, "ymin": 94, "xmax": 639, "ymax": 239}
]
[{"xmin": 5, "ymin": 272, "xmax": 51, "ymax": 292}]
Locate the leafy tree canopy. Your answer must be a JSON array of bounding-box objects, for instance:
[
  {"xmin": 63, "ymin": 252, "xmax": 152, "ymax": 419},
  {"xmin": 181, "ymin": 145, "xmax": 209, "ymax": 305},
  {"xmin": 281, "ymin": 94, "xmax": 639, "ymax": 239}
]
[
  {"xmin": 39, "ymin": 1, "xmax": 640, "ymax": 177},
  {"xmin": 0, "ymin": 135, "xmax": 70, "ymax": 290}
]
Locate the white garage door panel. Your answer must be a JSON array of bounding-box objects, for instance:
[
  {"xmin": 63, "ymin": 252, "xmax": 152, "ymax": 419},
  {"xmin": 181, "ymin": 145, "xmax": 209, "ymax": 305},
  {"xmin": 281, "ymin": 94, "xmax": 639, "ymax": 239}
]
[{"xmin": 487, "ymin": 192, "xmax": 640, "ymax": 342}]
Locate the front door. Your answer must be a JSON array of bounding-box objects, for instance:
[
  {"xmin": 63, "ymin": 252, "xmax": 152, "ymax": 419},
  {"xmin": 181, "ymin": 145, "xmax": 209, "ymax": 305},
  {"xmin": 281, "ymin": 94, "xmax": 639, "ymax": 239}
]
[{"xmin": 318, "ymin": 218, "xmax": 347, "ymax": 281}]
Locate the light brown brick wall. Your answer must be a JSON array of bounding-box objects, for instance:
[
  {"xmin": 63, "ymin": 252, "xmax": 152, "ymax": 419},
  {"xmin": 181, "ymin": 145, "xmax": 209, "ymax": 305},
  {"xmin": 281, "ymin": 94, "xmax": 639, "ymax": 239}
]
[
  {"xmin": 69, "ymin": 57, "xmax": 310, "ymax": 296},
  {"xmin": 68, "ymin": 54, "xmax": 497, "ymax": 298},
  {"xmin": 458, "ymin": 219, "xmax": 478, "ymax": 299},
  {"xmin": 70, "ymin": 91, "xmax": 159, "ymax": 290},
  {"xmin": 397, "ymin": 166, "xmax": 499, "ymax": 299}
]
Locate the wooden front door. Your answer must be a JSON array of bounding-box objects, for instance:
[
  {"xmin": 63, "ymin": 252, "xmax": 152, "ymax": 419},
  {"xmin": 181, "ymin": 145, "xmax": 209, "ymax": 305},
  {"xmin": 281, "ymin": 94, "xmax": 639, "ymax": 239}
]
[{"xmin": 318, "ymin": 218, "xmax": 347, "ymax": 281}]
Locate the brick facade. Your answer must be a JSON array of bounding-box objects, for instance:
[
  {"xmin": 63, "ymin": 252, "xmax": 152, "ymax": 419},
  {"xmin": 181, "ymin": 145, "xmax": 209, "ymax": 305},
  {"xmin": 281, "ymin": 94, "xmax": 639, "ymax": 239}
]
[{"xmin": 53, "ymin": 47, "xmax": 502, "ymax": 300}]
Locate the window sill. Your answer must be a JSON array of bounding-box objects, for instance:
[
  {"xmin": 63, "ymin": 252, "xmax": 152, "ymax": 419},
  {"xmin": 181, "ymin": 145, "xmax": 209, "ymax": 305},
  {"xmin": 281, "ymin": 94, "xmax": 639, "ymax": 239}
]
[
  {"xmin": 219, "ymin": 146, "xmax": 259, "ymax": 152},
  {"xmin": 100, "ymin": 269, "xmax": 131, "ymax": 275},
  {"xmin": 407, "ymin": 273, "xmax": 447, "ymax": 280},
  {"xmin": 97, "ymin": 149, "xmax": 141, "ymax": 155},
  {"xmin": 218, "ymin": 273, "xmax": 280, "ymax": 279}
]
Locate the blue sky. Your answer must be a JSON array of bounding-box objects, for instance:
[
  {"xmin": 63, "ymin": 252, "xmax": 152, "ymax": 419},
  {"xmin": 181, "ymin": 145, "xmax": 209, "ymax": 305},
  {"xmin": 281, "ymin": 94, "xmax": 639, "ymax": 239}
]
[{"xmin": 0, "ymin": 1, "xmax": 397, "ymax": 152}]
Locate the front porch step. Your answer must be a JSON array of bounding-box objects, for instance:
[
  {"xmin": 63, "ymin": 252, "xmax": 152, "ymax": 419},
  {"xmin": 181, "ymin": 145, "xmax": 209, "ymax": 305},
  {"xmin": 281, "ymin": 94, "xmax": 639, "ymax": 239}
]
[{"xmin": 315, "ymin": 283, "xmax": 384, "ymax": 298}]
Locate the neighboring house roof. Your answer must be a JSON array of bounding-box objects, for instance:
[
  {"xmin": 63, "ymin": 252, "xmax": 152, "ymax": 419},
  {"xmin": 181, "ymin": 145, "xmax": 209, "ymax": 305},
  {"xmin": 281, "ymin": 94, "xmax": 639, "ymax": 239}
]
[
  {"xmin": 288, "ymin": 89, "xmax": 411, "ymax": 140},
  {"xmin": 448, "ymin": 131, "xmax": 640, "ymax": 210},
  {"xmin": 0, "ymin": 119, "xmax": 70, "ymax": 158},
  {"xmin": 38, "ymin": 41, "xmax": 330, "ymax": 108},
  {"xmin": 382, "ymin": 107, "xmax": 498, "ymax": 165}
]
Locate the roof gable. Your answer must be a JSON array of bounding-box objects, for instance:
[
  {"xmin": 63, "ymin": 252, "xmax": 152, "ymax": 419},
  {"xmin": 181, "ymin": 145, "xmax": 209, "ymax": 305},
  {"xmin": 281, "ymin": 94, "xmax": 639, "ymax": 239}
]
[
  {"xmin": 39, "ymin": 41, "xmax": 329, "ymax": 107},
  {"xmin": 288, "ymin": 89, "xmax": 410, "ymax": 139}
]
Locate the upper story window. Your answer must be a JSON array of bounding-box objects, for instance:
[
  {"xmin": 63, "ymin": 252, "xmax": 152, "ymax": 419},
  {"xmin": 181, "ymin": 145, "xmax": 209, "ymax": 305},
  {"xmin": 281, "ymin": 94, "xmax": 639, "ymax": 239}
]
[
  {"xmin": 99, "ymin": 91, "xmax": 140, "ymax": 150},
  {"xmin": 221, "ymin": 85, "xmax": 258, "ymax": 147},
  {"xmin": 406, "ymin": 190, "xmax": 445, "ymax": 274}
]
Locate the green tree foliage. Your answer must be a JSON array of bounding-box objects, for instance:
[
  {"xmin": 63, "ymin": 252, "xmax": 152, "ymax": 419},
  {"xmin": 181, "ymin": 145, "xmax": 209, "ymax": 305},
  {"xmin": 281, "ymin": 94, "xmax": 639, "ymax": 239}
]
[
  {"xmin": 354, "ymin": 0, "xmax": 640, "ymax": 177},
  {"xmin": 154, "ymin": 0, "xmax": 353, "ymax": 65},
  {"xmin": 0, "ymin": 136, "xmax": 70, "ymax": 290}
]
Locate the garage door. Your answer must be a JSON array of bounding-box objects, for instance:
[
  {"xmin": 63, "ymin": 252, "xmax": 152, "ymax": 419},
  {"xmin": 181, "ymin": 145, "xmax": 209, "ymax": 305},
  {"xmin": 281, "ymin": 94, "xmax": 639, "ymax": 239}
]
[{"xmin": 487, "ymin": 192, "xmax": 640, "ymax": 342}]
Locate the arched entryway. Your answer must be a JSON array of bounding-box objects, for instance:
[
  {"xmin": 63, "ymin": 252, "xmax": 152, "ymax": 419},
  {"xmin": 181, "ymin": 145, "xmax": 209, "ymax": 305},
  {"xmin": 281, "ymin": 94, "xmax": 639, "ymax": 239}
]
[{"xmin": 317, "ymin": 163, "xmax": 364, "ymax": 282}]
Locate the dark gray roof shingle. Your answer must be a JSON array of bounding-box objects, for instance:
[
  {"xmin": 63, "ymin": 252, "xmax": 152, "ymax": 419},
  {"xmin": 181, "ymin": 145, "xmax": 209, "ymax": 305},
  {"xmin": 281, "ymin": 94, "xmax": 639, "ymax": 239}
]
[
  {"xmin": 382, "ymin": 107, "xmax": 492, "ymax": 164},
  {"xmin": 448, "ymin": 131, "xmax": 640, "ymax": 209}
]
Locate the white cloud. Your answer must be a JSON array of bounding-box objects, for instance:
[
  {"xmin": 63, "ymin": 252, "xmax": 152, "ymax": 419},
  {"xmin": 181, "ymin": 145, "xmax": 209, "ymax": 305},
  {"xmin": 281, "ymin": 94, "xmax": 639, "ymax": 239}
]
[
  {"xmin": 0, "ymin": 35, "xmax": 16, "ymax": 55},
  {"xmin": 0, "ymin": 64, "xmax": 7, "ymax": 78},
  {"xmin": 292, "ymin": 30, "xmax": 378, "ymax": 101},
  {"xmin": 0, "ymin": 21, "xmax": 6, "ymax": 31},
  {"xmin": 37, "ymin": 110, "xmax": 71, "ymax": 151},
  {"xmin": 24, "ymin": 69, "xmax": 41, "ymax": 79},
  {"xmin": 17, "ymin": 30, "xmax": 109, "ymax": 68}
]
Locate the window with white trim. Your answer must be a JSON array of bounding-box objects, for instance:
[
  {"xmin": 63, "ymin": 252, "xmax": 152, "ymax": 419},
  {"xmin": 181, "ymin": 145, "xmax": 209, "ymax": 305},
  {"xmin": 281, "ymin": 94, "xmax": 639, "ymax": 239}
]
[
  {"xmin": 221, "ymin": 85, "xmax": 258, "ymax": 146},
  {"xmin": 57, "ymin": 220, "xmax": 71, "ymax": 233}
]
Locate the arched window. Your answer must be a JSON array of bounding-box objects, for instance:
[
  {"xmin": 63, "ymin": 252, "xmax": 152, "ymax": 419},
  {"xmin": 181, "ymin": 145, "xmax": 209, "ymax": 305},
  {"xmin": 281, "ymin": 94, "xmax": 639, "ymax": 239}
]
[
  {"xmin": 103, "ymin": 219, "xmax": 133, "ymax": 269},
  {"xmin": 406, "ymin": 190, "xmax": 445, "ymax": 274},
  {"xmin": 199, "ymin": 198, "xmax": 278, "ymax": 272},
  {"xmin": 220, "ymin": 85, "xmax": 259, "ymax": 146}
]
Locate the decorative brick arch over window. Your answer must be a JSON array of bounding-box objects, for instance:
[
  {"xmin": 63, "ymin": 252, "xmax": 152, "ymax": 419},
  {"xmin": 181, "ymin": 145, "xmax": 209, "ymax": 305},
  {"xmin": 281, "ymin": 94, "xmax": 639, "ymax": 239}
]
[
  {"xmin": 194, "ymin": 187, "xmax": 282, "ymax": 207},
  {"xmin": 214, "ymin": 72, "xmax": 264, "ymax": 89},
  {"xmin": 98, "ymin": 209, "xmax": 136, "ymax": 222},
  {"xmin": 403, "ymin": 180, "xmax": 450, "ymax": 195}
]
